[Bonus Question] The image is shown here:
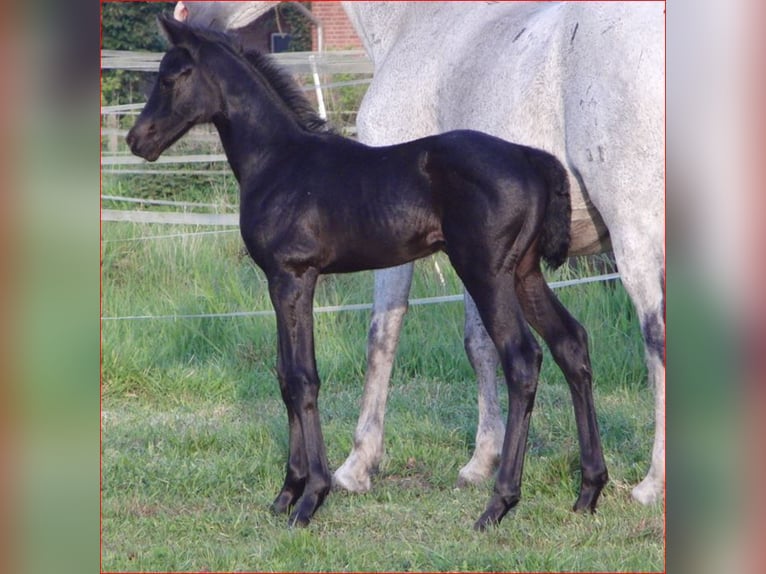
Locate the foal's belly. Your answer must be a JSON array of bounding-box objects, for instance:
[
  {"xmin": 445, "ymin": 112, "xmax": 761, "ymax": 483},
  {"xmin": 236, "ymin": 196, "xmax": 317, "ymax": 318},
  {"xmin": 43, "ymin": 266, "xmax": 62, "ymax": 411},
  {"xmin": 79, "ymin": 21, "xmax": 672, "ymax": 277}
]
[{"xmin": 322, "ymin": 227, "xmax": 445, "ymax": 274}]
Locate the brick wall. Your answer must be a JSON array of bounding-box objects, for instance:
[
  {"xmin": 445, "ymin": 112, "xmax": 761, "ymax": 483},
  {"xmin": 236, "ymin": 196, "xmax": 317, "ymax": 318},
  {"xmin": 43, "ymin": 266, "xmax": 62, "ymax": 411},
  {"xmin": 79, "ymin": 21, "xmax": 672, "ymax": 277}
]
[{"xmin": 311, "ymin": 1, "xmax": 363, "ymax": 50}]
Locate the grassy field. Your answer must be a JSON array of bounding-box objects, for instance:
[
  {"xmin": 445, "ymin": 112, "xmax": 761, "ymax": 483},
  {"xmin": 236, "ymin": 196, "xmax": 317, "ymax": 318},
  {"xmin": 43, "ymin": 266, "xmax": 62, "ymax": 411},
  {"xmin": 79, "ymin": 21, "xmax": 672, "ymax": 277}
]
[{"xmin": 101, "ymin": 177, "xmax": 663, "ymax": 572}]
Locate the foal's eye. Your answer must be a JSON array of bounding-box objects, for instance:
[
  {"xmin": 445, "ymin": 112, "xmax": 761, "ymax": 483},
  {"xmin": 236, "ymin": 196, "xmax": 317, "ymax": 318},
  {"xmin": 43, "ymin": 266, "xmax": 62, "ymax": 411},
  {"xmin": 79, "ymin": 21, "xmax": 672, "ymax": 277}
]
[{"xmin": 162, "ymin": 68, "xmax": 191, "ymax": 89}]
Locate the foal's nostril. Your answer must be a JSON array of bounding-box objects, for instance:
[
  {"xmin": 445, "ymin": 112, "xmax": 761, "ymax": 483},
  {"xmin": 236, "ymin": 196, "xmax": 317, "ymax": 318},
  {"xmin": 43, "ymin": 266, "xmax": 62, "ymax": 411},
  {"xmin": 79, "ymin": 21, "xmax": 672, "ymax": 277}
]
[{"xmin": 126, "ymin": 122, "xmax": 156, "ymax": 152}]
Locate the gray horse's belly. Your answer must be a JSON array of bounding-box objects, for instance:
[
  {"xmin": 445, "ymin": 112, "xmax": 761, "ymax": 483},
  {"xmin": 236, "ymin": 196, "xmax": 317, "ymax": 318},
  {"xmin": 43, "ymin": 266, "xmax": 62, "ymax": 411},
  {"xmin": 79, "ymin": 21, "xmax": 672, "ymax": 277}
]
[{"xmin": 568, "ymin": 179, "xmax": 611, "ymax": 256}]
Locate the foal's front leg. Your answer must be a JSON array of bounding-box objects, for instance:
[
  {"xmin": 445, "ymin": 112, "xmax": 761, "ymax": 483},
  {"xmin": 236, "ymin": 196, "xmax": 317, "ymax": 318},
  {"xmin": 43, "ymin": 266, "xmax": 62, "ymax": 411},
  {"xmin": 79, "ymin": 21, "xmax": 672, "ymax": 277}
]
[{"xmin": 268, "ymin": 269, "xmax": 332, "ymax": 527}]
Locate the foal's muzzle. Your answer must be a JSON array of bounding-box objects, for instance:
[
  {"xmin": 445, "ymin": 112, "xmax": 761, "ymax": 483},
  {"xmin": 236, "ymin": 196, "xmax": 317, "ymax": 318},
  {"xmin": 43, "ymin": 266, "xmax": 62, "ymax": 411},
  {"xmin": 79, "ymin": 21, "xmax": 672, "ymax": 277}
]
[{"xmin": 126, "ymin": 122, "xmax": 161, "ymax": 162}]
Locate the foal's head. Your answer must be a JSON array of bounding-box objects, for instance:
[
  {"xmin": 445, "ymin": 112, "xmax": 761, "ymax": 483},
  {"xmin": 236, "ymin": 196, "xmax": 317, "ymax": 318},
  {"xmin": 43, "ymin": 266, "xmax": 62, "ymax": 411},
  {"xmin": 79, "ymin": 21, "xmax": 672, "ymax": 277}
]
[
  {"xmin": 127, "ymin": 14, "xmax": 226, "ymax": 161},
  {"xmin": 127, "ymin": 13, "xmax": 328, "ymax": 162}
]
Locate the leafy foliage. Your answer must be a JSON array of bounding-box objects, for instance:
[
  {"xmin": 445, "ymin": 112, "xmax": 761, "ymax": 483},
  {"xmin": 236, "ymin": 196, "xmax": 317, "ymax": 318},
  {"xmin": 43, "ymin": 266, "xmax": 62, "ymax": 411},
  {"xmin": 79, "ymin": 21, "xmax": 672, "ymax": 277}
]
[
  {"xmin": 101, "ymin": 2, "xmax": 175, "ymax": 51},
  {"xmin": 276, "ymin": 2, "xmax": 313, "ymax": 52},
  {"xmin": 101, "ymin": 2, "xmax": 175, "ymax": 106},
  {"xmin": 100, "ymin": 2, "xmax": 315, "ymax": 104}
]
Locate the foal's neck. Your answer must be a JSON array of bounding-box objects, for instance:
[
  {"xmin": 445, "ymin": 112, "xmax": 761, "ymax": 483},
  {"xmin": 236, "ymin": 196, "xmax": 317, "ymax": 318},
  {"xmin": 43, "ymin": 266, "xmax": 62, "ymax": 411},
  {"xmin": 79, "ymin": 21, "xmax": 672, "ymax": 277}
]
[{"xmin": 208, "ymin": 54, "xmax": 306, "ymax": 183}]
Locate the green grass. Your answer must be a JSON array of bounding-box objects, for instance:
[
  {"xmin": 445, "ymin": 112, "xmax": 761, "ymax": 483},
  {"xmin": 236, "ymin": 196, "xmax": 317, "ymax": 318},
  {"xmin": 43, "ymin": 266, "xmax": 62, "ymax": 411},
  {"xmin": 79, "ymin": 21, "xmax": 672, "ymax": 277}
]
[{"xmin": 101, "ymin": 179, "xmax": 663, "ymax": 572}]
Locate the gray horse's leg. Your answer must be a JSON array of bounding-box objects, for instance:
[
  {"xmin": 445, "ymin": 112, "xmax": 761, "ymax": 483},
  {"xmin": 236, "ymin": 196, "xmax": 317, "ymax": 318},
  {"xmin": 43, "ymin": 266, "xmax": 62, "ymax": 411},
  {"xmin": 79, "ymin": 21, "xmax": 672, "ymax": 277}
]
[
  {"xmin": 457, "ymin": 291, "xmax": 505, "ymax": 486},
  {"xmin": 632, "ymin": 352, "xmax": 665, "ymax": 504},
  {"xmin": 608, "ymin": 235, "xmax": 665, "ymax": 505},
  {"xmin": 333, "ymin": 263, "xmax": 414, "ymax": 492}
]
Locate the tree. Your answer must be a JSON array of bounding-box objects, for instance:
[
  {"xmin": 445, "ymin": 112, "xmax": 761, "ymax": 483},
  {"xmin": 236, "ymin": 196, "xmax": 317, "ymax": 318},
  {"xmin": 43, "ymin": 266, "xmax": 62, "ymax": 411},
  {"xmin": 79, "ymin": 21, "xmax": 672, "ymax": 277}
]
[
  {"xmin": 101, "ymin": 2, "xmax": 175, "ymax": 105},
  {"xmin": 101, "ymin": 2, "xmax": 175, "ymax": 51},
  {"xmin": 278, "ymin": 2, "xmax": 313, "ymax": 52}
]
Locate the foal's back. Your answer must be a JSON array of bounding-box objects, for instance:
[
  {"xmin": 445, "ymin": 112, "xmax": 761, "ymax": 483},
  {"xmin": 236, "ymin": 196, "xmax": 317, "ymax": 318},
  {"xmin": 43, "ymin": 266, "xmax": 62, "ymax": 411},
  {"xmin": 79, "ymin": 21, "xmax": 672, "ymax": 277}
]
[{"xmin": 241, "ymin": 130, "xmax": 555, "ymax": 275}]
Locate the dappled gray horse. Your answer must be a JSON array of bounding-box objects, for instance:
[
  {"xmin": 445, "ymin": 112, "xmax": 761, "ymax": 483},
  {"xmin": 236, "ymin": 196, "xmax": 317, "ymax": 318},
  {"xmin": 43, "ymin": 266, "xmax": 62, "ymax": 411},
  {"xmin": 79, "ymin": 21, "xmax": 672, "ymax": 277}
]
[{"xmin": 175, "ymin": 1, "xmax": 665, "ymax": 506}]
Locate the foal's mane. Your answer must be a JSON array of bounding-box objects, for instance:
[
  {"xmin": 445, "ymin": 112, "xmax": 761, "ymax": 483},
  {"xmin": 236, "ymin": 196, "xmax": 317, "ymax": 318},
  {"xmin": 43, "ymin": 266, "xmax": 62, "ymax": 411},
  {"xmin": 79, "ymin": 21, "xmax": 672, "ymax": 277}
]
[{"xmin": 189, "ymin": 25, "xmax": 330, "ymax": 134}]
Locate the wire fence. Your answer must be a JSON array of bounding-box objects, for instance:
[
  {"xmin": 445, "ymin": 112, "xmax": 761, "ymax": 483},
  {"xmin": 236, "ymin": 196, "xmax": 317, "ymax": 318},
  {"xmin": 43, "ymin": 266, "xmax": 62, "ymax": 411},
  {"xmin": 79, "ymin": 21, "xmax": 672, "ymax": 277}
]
[{"xmin": 101, "ymin": 273, "xmax": 622, "ymax": 322}]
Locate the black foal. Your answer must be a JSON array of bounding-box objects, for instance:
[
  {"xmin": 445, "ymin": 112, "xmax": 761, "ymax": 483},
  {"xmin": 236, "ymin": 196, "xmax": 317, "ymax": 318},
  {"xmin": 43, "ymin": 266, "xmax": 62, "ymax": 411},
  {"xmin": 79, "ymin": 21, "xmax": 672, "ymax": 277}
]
[{"xmin": 127, "ymin": 15, "xmax": 608, "ymax": 529}]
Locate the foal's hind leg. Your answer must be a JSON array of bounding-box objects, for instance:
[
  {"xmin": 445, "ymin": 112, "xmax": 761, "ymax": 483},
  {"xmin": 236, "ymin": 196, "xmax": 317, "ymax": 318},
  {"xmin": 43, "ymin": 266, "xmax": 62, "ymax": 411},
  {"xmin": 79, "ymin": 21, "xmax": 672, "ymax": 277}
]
[
  {"xmin": 516, "ymin": 262, "xmax": 608, "ymax": 512},
  {"xmin": 451, "ymin": 269, "xmax": 544, "ymax": 530}
]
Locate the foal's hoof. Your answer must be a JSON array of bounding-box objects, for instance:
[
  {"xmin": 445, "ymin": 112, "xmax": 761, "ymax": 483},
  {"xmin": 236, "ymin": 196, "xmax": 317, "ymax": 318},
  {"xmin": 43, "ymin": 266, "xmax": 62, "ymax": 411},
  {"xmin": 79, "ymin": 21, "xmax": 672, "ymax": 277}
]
[
  {"xmin": 572, "ymin": 496, "xmax": 598, "ymax": 514},
  {"xmin": 573, "ymin": 472, "xmax": 608, "ymax": 513},
  {"xmin": 284, "ymin": 491, "xmax": 328, "ymax": 528},
  {"xmin": 271, "ymin": 492, "xmax": 295, "ymax": 515},
  {"xmin": 473, "ymin": 511, "xmax": 500, "ymax": 532},
  {"xmin": 287, "ymin": 510, "xmax": 312, "ymax": 528},
  {"xmin": 473, "ymin": 496, "xmax": 516, "ymax": 531}
]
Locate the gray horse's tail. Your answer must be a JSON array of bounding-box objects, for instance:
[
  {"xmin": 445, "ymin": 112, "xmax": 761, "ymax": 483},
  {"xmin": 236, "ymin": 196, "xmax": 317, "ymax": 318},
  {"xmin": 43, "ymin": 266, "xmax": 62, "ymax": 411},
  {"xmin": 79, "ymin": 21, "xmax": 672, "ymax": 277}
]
[{"xmin": 527, "ymin": 149, "xmax": 572, "ymax": 269}]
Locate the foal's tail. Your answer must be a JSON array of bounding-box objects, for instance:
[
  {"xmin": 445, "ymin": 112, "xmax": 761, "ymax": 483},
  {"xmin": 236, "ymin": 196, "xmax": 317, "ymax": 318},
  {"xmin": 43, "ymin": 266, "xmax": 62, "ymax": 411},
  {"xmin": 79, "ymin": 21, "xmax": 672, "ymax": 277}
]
[{"xmin": 527, "ymin": 149, "xmax": 572, "ymax": 269}]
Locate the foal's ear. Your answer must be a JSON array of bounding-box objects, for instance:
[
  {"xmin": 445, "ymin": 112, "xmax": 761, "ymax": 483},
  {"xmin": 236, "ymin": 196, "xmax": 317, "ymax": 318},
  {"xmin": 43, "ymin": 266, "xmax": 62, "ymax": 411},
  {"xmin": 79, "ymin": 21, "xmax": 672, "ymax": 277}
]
[{"xmin": 157, "ymin": 12, "xmax": 201, "ymax": 51}]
